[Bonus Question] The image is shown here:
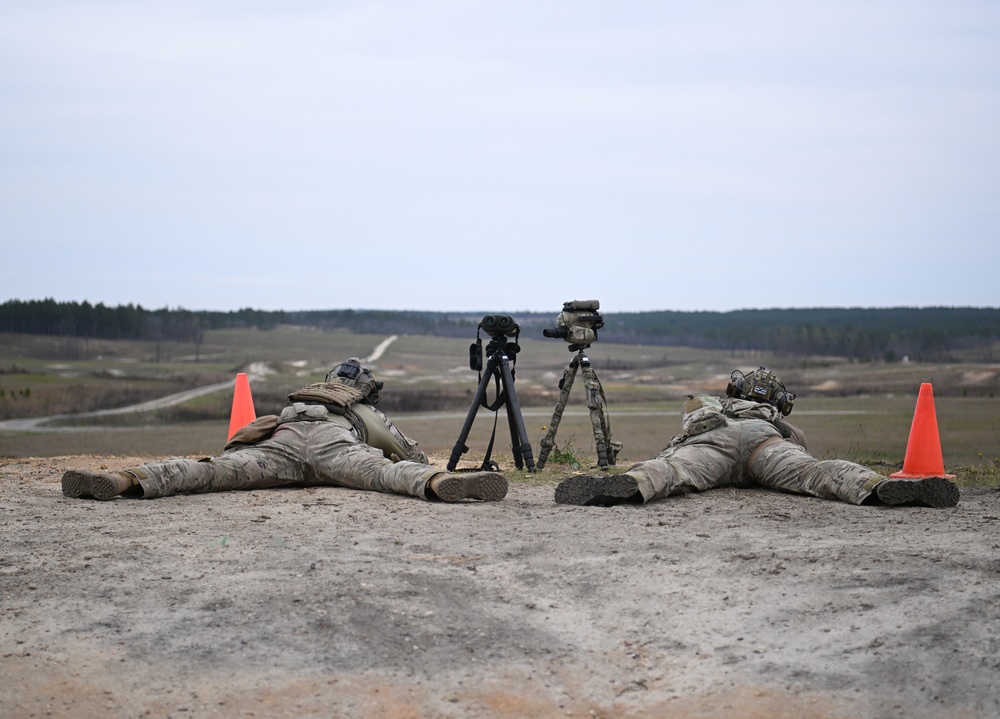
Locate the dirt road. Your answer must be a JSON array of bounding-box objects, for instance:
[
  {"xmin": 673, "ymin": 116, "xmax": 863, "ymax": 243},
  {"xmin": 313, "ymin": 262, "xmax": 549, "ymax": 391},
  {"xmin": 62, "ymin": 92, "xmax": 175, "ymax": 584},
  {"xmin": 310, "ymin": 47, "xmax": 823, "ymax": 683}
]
[
  {"xmin": 1, "ymin": 454, "xmax": 998, "ymax": 718},
  {"xmin": 0, "ymin": 366, "xmax": 274, "ymax": 433}
]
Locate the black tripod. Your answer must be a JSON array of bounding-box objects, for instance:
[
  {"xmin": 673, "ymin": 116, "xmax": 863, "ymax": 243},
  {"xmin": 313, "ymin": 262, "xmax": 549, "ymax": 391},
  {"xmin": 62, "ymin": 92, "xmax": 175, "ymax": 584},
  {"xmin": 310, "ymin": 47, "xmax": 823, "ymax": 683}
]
[
  {"xmin": 448, "ymin": 326, "xmax": 535, "ymax": 472},
  {"xmin": 536, "ymin": 347, "xmax": 620, "ymax": 470}
]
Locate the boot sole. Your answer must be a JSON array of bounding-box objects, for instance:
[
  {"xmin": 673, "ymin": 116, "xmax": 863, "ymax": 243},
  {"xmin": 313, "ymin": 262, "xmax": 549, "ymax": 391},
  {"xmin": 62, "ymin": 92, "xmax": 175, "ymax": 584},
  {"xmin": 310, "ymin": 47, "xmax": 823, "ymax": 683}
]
[
  {"xmin": 61, "ymin": 470, "xmax": 88, "ymax": 498},
  {"xmin": 61, "ymin": 470, "xmax": 124, "ymax": 501},
  {"xmin": 554, "ymin": 474, "xmax": 640, "ymax": 506},
  {"xmin": 434, "ymin": 473, "xmax": 508, "ymax": 502},
  {"xmin": 876, "ymin": 477, "xmax": 960, "ymax": 508}
]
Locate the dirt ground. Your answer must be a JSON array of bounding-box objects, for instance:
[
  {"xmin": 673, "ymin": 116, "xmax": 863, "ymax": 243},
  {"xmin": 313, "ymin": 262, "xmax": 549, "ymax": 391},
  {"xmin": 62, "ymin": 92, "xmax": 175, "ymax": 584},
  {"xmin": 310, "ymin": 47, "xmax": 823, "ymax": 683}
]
[{"xmin": 1, "ymin": 454, "xmax": 998, "ymax": 719}]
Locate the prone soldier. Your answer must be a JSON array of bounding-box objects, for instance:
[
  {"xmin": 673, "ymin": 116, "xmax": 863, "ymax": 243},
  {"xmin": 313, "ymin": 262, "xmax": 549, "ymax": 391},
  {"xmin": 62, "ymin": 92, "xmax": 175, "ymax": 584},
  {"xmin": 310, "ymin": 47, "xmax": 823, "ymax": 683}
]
[
  {"xmin": 554, "ymin": 367, "xmax": 959, "ymax": 509},
  {"xmin": 62, "ymin": 358, "xmax": 508, "ymax": 503}
]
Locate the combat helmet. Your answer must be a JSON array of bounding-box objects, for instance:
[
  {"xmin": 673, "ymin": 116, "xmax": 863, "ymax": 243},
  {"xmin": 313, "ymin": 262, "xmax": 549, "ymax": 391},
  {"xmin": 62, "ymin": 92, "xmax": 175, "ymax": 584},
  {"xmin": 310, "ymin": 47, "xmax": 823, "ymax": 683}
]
[
  {"xmin": 726, "ymin": 366, "xmax": 796, "ymax": 415},
  {"xmin": 326, "ymin": 357, "xmax": 384, "ymax": 404}
]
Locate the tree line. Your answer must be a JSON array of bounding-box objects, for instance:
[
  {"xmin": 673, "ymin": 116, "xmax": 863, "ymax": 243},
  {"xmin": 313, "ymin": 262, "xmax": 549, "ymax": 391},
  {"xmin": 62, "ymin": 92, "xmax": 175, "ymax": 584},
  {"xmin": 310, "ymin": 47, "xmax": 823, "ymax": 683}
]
[
  {"xmin": 597, "ymin": 307, "xmax": 1000, "ymax": 362},
  {"xmin": 2, "ymin": 298, "xmax": 998, "ymax": 362}
]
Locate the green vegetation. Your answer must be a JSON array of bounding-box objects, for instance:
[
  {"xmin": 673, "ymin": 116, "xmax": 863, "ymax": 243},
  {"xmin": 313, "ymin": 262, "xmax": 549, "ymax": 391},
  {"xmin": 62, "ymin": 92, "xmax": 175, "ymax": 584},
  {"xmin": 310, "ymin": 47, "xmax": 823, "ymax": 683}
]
[
  {"xmin": 542, "ymin": 438, "xmax": 583, "ymax": 468},
  {"xmin": 955, "ymin": 459, "xmax": 1000, "ymax": 488}
]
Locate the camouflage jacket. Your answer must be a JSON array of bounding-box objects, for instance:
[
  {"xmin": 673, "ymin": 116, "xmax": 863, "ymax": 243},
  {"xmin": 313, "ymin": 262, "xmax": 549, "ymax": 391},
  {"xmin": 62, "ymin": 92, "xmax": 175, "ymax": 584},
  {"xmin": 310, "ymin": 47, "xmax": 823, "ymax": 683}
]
[{"xmin": 671, "ymin": 394, "xmax": 807, "ymax": 449}]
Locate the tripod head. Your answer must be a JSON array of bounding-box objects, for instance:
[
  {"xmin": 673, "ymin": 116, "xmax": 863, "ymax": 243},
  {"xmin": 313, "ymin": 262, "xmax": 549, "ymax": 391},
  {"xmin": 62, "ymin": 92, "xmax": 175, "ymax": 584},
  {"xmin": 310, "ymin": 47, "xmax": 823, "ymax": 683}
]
[{"xmin": 470, "ymin": 314, "xmax": 521, "ymax": 371}]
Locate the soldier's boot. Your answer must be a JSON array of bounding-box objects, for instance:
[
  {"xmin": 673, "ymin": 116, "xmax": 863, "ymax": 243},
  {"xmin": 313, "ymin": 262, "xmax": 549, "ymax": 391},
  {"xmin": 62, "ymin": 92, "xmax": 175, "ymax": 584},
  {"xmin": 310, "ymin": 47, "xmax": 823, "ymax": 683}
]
[
  {"xmin": 61, "ymin": 469, "xmax": 139, "ymax": 501},
  {"xmin": 427, "ymin": 472, "xmax": 508, "ymax": 502},
  {"xmin": 554, "ymin": 473, "xmax": 642, "ymax": 506},
  {"xmin": 874, "ymin": 477, "xmax": 959, "ymax": 508}
]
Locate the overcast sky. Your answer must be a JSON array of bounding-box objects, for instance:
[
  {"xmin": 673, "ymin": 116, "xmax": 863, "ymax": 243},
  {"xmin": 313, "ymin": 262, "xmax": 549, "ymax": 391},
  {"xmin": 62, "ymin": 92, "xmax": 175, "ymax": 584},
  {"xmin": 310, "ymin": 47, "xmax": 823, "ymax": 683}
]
[{"xmin": 1, "ymin": 1, "xmax": 997, "ymax": 314}]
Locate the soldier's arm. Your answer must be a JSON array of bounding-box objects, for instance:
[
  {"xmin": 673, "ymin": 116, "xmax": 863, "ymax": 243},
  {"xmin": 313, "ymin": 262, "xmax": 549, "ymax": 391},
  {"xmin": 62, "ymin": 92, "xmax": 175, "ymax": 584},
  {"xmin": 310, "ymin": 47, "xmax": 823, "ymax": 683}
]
[
  {"xmin": 779, "ymin": 419, "xmax": 808, "ymax": 450},
  {"xmin": 353, "ymin": 404, "xmax": 429, "ymax": 464}
]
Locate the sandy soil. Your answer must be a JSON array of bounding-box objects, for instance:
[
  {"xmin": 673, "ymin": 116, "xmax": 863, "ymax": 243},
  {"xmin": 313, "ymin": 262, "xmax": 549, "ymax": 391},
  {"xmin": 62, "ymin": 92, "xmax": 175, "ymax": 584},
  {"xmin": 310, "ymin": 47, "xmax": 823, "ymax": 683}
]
[{"xmin": 1, "ymin": 454, "xmax": 998, "ymax": 719}]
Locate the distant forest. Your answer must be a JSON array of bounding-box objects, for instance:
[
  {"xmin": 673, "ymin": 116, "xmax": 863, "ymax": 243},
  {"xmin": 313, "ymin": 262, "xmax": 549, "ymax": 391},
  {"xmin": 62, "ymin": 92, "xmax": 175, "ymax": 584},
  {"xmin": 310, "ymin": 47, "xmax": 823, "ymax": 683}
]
[{"xmin": 2, "ymin": 299, "xmax": 999, "ymax": 362}]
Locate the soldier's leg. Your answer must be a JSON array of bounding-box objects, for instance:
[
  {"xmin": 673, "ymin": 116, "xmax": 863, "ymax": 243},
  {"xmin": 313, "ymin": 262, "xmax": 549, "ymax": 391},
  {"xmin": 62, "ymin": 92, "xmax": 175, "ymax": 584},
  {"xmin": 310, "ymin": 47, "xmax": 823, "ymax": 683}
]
[
  {"xmin": 748, "ymin": 437, "xmax": 884, "ymax": 505},
  {"xmin": 625, "ymin": 442, "xmax": 744, "ymax": 502},
  {"xmin": 62, "ymin": 457, "xmax": 281, "ymax": 500},
  {"xmin": 308, "ymin": 424, "xmax": 507, "ymax": 501},
  {"xmin": 132, "ymin": 424, "xmax": 311, "ymax": 498},
  {"xmin": 554, "ymin": 420, "xmax": 781, "ymax": 506},
  {"xmin": 315, "ymin": 448, "xmax": 508, "ymax": 502},
  {"xmin": 757, "ymin": 439, "xmax": 961, "ymax": 508},
  {"xmin": 553, "ymin": 443, "xmax": 734, "ymax": 506},
  {"xmin": 634, "ymin": 420, "xmax": 787, "ymax": 503},
  {"xmin": 555, "ymin": 437, "xmax": 747, "ymax": 506},
  {"xmin": 61, "ymin": 422, "xmax": 314, "ymax": 500}
]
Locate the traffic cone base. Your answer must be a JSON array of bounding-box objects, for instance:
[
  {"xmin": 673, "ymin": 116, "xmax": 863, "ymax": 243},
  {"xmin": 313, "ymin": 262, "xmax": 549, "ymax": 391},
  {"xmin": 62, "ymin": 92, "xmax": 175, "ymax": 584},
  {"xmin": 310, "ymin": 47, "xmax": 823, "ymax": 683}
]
[
  {"xmin": 890, "ymin": 383, "xmax": 955, "ymax": 479},
  {"xmin": 227, "ymin": 372, "xmax": 257, "ymax": 440}
]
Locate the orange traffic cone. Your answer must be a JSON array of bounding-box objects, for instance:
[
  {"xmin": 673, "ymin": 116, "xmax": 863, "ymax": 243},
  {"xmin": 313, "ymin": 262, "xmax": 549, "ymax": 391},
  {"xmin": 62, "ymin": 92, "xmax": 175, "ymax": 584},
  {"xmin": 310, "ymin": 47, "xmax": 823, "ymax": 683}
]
[
  {"xmin": 227, "ymin": 372, "xmax": 257, "ymax": 440},
  {"xmin": 890, "ymin": 383, "xmax": 955, "ymax": 479}
]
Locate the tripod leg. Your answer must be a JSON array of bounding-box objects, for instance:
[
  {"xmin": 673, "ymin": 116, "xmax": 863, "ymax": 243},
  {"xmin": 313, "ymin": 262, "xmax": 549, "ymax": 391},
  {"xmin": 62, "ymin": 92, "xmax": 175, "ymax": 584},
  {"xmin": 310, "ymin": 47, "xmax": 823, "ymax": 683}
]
[
  {"xmin": 498, "ymin": 354, "xmax": 535, "ymax": 471},
  {"xmin": 589, "ymin": 368, "xmax": 621, "ymax": 465},
  {"xmin": 505, "ymin": 403, "xmax": 524, "ymax": 470},
  {"xmin": 536, "ymin": 358, "xmax": 578, "ymax": 470},
  {"xmin": 447, "ymin": 361, "xmax": 499, "ymax": 471},
  {"xmin": 581, "ymin": 362, "xmax": 612, "ymax": 468}
]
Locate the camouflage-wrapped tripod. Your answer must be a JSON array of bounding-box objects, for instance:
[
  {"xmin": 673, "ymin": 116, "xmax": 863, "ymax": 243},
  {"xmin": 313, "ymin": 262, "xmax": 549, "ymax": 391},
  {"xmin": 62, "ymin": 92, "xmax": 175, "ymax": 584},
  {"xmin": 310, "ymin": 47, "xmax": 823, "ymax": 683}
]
[
  {"xmin": 536, "ymin": 347, "xmax": 620, "ymax": 469},
  {"xmin": 537, "ymin": 300, "xmax": 621, "ymax": 470}
]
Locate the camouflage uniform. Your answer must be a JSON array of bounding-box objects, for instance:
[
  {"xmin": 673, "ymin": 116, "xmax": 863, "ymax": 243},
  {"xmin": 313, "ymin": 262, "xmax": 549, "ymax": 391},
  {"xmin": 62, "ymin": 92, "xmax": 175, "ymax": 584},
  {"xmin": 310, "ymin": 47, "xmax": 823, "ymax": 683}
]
[
  {"xmin": 627, "ymin": 395, "xmax": 883, "ymax": 505},
  {"xmin": 126, "ymin": 401, "xmax": 442, "ymax": 500}
]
